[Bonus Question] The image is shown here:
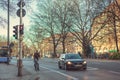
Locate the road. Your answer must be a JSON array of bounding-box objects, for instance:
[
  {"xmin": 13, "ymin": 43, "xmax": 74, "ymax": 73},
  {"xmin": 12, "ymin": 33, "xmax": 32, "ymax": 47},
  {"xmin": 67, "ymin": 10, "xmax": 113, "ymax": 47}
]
[{"xmin": 11, "ymin": 58, "xmax": 120, "ymax": 80}]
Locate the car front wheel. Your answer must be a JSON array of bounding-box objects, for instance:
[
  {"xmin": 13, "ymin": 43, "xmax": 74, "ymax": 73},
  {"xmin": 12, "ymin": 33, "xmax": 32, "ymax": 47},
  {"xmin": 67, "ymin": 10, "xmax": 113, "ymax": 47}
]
[
  {"xmin": 58, "ymin": 62, "xmax": 62, "ymax": 69},
  {"xmin": 83, "ymin": 67, "xmax": 87, "ymax": 70},
  {"xmin": 59, "ymin": 65, "xmax": 62, "ymax": 69},
  {"xmin": 64, "ymin": 64, "xmax": 68, "ymax": 70}
]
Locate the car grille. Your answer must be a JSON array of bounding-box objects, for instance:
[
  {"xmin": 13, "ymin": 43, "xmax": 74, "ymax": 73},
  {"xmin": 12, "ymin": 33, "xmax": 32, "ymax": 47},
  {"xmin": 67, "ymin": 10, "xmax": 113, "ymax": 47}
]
[{"xmin": 72, "ymin": 61, "xmax": 83, "ymax": 65}]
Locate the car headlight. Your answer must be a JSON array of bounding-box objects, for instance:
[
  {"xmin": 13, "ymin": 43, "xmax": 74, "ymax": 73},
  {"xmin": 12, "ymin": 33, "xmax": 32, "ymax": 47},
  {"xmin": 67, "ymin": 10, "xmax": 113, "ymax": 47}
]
[
  {"xmin": 67, "ymin": 61, "xmax": 72, "ymax": 65},
  {"xmin": 83, "ymin": 61, "xmax": 87, "ymax": 64}
]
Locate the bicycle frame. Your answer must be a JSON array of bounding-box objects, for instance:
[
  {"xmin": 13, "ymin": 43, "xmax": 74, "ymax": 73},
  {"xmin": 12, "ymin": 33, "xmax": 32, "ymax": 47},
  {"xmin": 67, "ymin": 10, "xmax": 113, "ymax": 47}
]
[{"xmin": 34, "ymin": 59, "xmax": 39, "ymax": 71}]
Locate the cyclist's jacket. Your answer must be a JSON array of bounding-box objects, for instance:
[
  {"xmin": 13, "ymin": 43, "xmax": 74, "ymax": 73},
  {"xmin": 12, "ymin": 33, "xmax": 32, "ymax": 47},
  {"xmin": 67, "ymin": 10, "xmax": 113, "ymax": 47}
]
[{"xmin": 34, "ymin": 52, "xmax": 40, "ymax": 60}]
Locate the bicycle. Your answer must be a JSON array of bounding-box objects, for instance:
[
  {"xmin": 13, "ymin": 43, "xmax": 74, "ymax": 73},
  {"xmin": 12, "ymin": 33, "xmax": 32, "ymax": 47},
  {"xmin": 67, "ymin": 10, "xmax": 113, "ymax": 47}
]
[{"xmin": 34, "ymin": 58, "xmax": 40, "ymax": 71}]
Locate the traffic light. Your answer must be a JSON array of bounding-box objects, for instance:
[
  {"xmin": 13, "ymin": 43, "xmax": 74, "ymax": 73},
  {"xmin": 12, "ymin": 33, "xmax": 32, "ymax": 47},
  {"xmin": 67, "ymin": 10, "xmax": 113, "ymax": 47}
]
[
  {"xmin": 19, "ymin": 25, "xmax": 24, "ymax": 35},
  {"xmin": 13, "ymin": 25, "xmax": 18, "ymax": 39}
]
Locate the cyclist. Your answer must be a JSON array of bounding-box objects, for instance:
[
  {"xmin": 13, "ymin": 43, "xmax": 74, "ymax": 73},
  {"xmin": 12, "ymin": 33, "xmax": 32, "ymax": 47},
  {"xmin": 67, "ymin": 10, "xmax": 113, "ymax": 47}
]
[{"xmin": 33, "ymin": 50, "xmax": 40, "ymax": 71}]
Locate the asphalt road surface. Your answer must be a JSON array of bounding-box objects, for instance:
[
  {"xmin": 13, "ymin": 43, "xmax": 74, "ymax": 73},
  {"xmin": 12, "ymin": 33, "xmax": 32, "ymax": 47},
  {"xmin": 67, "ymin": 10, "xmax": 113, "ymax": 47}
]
[{"xmin": 11, "ymin": 58, "xmax": 120, "ymax": 80}]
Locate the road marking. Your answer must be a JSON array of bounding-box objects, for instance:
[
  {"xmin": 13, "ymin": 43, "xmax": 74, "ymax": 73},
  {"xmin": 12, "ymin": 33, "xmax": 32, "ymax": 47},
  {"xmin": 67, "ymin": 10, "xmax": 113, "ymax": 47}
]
[
  {"xmin": 109, "ymin": 71, "xmax": 120, "ymax": 75},
  {"xmin": 87, "ymin": 67, "xmax": 99, "ymax": 70},
  {"xmin": 40, "ymin": 66, "xmax": 79, "ymax": 80}
]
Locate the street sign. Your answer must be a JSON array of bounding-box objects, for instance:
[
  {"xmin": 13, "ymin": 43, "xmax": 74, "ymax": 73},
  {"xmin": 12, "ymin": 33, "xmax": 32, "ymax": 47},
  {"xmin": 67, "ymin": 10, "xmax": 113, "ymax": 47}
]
[
  {"xmin": 16, "ymin": 9, "xmax": 26, "ymax": 17},
  {"xmin": 17, "ymin": 1, "xmax": 25, "ymax": 7}
]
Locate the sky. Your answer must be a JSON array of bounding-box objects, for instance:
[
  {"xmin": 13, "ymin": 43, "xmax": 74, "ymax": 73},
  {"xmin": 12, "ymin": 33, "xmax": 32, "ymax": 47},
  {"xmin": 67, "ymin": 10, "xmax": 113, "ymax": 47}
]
[
  {"xmin": 0, "ymin": 0, "xmax": 112, "ymax": 38},
  {"xmin": 0, "ymin": 0, "xmax": 37, "ymax": 38}
]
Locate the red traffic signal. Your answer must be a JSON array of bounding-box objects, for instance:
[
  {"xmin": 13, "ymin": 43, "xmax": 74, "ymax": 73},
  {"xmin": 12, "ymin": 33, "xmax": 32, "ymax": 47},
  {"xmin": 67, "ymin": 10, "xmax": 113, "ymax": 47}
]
[{"xmin": 19, "ymin": 25, "xmax": 24, "ymax": 35}]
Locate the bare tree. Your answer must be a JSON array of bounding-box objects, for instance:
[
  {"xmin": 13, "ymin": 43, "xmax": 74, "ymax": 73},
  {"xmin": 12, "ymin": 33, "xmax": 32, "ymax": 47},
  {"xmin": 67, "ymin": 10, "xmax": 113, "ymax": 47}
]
[
  {"xmin": 69, "ymin": 0, "xmax": 113, "ymax": 57},
  {"xmin": 104, "ymin": 0, "xmax": 120, "ymax": 52},
  {"xmin": 26, "ymin": 24, "xmax": 46, "ymax": 51},
  {"xmin": 53, "ymin": 0, "xmax": 73, "ymax": 53},
  {"xmin": 0, "ymin": 0, "xmax": 15, "ymax": 27},
  {"xmin": 30, "ymin": 0, "xmax": 62, "ymax": 57}
]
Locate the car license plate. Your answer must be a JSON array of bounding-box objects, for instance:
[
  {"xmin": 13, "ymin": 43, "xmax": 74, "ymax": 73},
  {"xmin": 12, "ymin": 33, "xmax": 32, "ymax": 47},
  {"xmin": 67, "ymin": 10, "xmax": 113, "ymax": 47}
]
[{"xmin": 75, "ymin": 65, "xmax": 82, "ymax": 67}]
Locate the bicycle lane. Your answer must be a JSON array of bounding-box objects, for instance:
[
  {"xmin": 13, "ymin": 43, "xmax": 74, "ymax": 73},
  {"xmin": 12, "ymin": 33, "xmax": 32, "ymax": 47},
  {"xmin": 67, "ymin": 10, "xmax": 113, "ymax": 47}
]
[{"xmin": 22, "ymin": 60, "xmax": 78, "ymax": 80}]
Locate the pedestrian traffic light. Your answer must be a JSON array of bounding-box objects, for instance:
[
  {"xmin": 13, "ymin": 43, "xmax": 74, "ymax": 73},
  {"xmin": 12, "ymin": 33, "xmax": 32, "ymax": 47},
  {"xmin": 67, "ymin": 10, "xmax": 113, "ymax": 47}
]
[
  {"xmin": 19, "ymin": 25, "xmax": 24, "ymax": 35},
  {"xmin": 13, "ymin": 25, "xmax": 18, "ymax": 39}
]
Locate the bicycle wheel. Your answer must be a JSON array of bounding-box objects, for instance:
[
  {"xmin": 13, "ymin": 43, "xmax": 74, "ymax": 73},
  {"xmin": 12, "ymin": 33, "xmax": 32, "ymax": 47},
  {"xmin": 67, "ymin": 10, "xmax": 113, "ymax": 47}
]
[
  {"xmin": 36, "ymin": 63, "xmax": 40, "ymax": 71},
  {"xmin": 34, "ymin": 63, "xmax": 37, "ymax": 71}
]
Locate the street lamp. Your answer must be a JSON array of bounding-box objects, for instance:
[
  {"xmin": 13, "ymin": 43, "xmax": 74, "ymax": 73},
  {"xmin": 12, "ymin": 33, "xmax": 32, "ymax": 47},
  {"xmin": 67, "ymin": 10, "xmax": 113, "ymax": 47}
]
[{"xmin": 7, "ymin": 0, "xmax": 10, "ymax": 64}]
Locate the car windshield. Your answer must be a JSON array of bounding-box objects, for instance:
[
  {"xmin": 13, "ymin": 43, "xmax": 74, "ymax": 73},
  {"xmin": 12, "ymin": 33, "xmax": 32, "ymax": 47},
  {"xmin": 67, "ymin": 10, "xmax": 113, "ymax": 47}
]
[{"xmin": 65, "ymin": 54, "xmax": 81, "ymax": 59}]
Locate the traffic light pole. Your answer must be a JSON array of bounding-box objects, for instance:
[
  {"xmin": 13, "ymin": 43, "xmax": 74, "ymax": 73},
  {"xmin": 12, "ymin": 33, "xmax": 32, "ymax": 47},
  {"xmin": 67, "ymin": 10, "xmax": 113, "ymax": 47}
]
[{"xmin": 18, "ymin": 0, "xmax": 23, "ymax": 76}]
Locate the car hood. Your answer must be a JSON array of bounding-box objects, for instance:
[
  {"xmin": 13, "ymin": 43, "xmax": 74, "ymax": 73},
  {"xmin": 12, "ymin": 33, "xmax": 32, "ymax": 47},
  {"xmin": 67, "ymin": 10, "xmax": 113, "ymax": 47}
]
[{"xmin": 66, "ymin": 59, "xmax": 85, "ymax": 62}]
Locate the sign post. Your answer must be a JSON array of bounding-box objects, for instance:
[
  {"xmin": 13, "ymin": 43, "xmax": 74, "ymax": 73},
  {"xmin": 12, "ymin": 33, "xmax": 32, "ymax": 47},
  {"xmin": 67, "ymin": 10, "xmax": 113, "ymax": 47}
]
[{"xmin": 16, "ymin": 0, "xmax": 26, "ymax": 76}]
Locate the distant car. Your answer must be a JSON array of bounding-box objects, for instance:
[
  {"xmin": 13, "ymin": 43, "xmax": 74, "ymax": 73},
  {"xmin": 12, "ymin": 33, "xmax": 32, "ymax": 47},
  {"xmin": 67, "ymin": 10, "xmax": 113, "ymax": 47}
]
[{"xmin": 58, "ymin": 53, "xmax": 87, "ymax": 70}]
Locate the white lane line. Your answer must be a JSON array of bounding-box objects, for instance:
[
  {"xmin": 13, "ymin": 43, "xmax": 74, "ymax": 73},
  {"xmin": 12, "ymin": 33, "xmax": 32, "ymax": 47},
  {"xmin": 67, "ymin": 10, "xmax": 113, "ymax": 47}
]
[
  {"xmin": 40, "ymin": 66, "xmax": 79, "ymax": 80},
  {"xmin": 87, "ymin": 67, "xmax": 99, "ymax": 70},
  {"xmin": 109, "ymin": 71, "xmax": 120, "ymax": 75}
]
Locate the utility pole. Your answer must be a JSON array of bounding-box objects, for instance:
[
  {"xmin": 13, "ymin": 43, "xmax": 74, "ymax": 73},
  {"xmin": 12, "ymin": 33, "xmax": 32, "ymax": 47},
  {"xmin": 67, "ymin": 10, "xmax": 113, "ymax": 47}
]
[{"xmin": 7, "ymin": 0, "xmax": 10, "ymax": 65}]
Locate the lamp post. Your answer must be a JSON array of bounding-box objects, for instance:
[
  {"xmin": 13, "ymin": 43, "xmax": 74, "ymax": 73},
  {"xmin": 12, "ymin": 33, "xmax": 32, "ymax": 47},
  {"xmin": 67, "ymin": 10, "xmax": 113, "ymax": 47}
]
[{"xmin": 7, "ymin": 0, "xmax": 10, "ymax": 64}]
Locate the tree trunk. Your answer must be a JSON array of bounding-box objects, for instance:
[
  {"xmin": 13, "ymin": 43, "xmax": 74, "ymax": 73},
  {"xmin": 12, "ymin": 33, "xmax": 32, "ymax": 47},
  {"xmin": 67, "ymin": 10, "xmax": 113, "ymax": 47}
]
[
  {"xmin": 62, "ymin": 39, "xmax": 66, "ymax": 54},
  {"xmin": 113, "ymin": 14, "xmax": 119, "ymax": 52},
  {"xmin": 53, "ymin": 44, "xmax": 57, "ymax": 58},
  {"xmin": 82, "ymin": 38, "xmax": 91, "ymax": 58},
  {"xmin": 53, "ymin": 38, "xmax": 57, "ymax": 58}
]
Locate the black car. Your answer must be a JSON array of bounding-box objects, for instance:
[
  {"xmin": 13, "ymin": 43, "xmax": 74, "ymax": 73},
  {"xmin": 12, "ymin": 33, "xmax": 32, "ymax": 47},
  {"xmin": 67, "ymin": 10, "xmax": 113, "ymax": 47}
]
[{"xmin": 58, "ymin": 53, "xmax": 87, "ymax": 70}]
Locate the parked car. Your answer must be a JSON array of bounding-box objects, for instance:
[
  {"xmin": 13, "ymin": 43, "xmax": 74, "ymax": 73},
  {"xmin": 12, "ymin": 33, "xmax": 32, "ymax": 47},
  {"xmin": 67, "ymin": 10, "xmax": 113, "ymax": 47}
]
[{"xmin": 58, "ymin": 53, "xmax": 87, "ymax": 70}]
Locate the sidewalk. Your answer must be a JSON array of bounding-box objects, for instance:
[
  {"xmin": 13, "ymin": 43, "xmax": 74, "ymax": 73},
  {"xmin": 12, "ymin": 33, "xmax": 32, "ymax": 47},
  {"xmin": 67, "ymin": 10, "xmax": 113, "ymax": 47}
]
[{"xmin": 0, "ymin": 63, "xmax": 39, "ymax": 80}]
